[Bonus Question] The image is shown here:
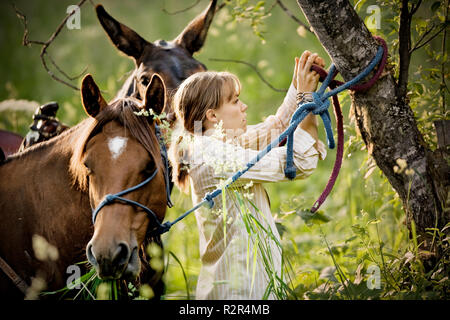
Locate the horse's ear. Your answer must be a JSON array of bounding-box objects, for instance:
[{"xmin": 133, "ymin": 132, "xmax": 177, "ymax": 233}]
[
  {"xmin": 81, "ymin": 74, "xmax": 107, "ymax": 118},
  {"xmin": 96, "ymin": 4, "xmax": 151, "ymax": 61},
  {"xmin": 173, "ymin": 0, "xmax": 217, "ymax": 55},
  {"xmin": 143, "ymin": 74, "xmax": 166, "ymax": 116}
]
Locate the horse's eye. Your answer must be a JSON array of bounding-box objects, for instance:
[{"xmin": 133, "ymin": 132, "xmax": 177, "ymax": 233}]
[
  {"xmin": 84, "ymin": 162, "xmax": 93, "ymax": 175},
  {"xmin": 140, "ymin": 76, "xmax": 150, "ymax": 86},
  {"xmin": 143, "ymin": 161, "xmax": 156, "ymax": 175}
]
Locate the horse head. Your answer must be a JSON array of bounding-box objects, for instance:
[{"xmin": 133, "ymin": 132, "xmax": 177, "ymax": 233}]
[
  {"xmin": 96, "ymin": 0, "xmax": 217, "ymax": 121},
  {"xmin": 74, "ymin": 74, "xmax": 168, "ymax": 280}
]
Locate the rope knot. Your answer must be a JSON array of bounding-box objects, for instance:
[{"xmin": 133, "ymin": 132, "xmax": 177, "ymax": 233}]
[
  {"xmin": 203, "ymin": 193, "xmax": 215, "ymax": 209},
  {"xmin": 159, "ymin": 221, "xmax": 173, "ymax": 234},
  {"xmin": 148, "ymin": 221, "xmax": 172, "ymax": 236},
  {"xmin": 311, "ymin": 92, "xmax": 330, "ymax": 115},
  {"xmin": 284, "ymin": 166, "xmax": 297, "ymax": 180},
  {"xmin": 104, "ymin": 194, "xmax": 115, "ymax": 203}
]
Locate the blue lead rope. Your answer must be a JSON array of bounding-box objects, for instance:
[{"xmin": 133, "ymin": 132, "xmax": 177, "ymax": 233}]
[{"xmin": 152, "ymin": 44, "xmax": 385, "ymax": 236}]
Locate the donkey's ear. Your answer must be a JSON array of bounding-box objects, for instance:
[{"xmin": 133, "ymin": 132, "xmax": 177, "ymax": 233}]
[
  {"xmin": 81, "ymin": 74, "xmax": 107, "ymax": 118},
  {"xmin": 173, "ymin": 0, "xmax": 217, "ymax": 55},
  {"xmin": 143, "ymin": 74, "xmax": 166, "ymax": 116},
  {"xmin": 96, "ymin": 5, "xmax": 150, "ymax": 61}
]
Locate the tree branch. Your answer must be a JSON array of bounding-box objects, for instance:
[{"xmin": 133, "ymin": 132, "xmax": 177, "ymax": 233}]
[
  {"xmin": 410, "ymin": 23, "xmax": 448, "ymax": 53},
  {"xmin": 441, "ymin": 0, "xmax": 449, "ymax": 114},
  {"xmin": 47, "ymin": 54, "xmax": 88, "ymax": 81},
  {"xmin": 209, "ymin": 58, "xmax": 288, "ymax": 92},
  {"xmin": 13, "ymin": 0, "xmax": 89, "ymax": 91},
  {"xmin": 162, "ymin": 0, "xmax": 201, "ymax": 15},
  {"xmin": 162, "ymin": 0, "xmax": 226, "ymax": 16},
  {"xmin": 397, "ymin": 0, "xmax": 416, "ymax": 100},
  {"xmin": 275, "ymin": 0, "xmax": 312, "ymax": 33},
  {"xmin": 410, "ymin": 0, "xmax": 422, "ymax": 16}
]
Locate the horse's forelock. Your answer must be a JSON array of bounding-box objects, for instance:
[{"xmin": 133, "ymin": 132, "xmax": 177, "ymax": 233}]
[{"xmin": 69, "ymin": 98, "xmax": 162, "ymax": 192}]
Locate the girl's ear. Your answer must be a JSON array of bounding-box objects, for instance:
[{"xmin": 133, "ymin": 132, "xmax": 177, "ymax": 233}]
[{"xmin": 205, "ymin": 108, "xmax": 218, "ymax": 123}]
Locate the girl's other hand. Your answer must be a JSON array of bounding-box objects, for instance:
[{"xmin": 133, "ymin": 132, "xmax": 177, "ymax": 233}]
[{"xmin": 292, "ymin": 51, "xmax": 325, "ymax": 91}]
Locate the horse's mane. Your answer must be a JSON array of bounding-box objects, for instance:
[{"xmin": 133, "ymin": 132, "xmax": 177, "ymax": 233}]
[{"xmin": 69, "ymin": 98, "xmax": 163, "ymax": 191}]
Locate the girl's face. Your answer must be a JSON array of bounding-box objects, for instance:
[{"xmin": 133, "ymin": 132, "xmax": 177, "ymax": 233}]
[{"xmin": 212, "ymin": 86, "xmax": 248, "ymax": 137}]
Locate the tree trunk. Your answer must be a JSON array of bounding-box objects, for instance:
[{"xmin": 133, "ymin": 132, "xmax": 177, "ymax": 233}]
[{"xmin": 296, "ymin": 0, "xmax": 449, "ymax": 257}]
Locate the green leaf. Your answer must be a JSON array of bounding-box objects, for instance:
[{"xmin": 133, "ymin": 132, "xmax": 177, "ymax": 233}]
[
  {"xmin": 351, "ymin": 224, "xmax": 368, "ymax": 238},
  {"xmin": 296, "ymin": 209, "xmax": 331, "ymax": 226},
  {"xmin": 275, "ymin": 221, "xmax": 287, "ymax": 237},
  {"xmin": 254, "ymin": 1, "xmax": 265, "ymax": 10},
  {"xmin": 413, "ymin": 82, "xmax": 424, "ymax": 95},
  {"xmin": 366, "ymin": 218, "xmax": 381, "ymax": 226}
]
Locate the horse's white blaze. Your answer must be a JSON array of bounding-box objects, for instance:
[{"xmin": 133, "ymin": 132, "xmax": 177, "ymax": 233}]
[{"xmin": 107, "ymin": 136, "xmax": 128, "ymax": 160}]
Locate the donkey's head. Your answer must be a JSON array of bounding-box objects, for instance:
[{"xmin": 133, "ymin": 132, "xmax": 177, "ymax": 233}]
[
  {"xmin": 74, "ymin": 74, "xmax": 168, "ymax": 280},
  {"xmin": 96, "ymin": 0, "xmax": 217, "ymax": 119}
]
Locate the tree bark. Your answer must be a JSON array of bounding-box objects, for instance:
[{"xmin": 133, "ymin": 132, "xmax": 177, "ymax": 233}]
[{"xmin": 296, "ymin": 0, "xmax": 449, "ymax": 255}]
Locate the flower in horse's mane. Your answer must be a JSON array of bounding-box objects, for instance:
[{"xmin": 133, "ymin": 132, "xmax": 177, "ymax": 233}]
[
  {"xmin": 134, "ymin": 108, "xmax": 172, "ymax": 144},
  {"xmin": 133, "ymin": 108, "xmax": 169, "ymax": 124}
]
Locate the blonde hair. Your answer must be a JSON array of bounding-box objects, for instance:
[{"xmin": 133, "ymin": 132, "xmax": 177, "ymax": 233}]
[{"xmin": 169, "ymin": 71, "xmax": 241, "ymax": 193}]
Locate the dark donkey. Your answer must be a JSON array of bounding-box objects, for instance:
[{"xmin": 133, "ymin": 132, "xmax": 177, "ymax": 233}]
[
  {"xmin": 0, "ymin": 74, "xmax": 169, "ymax": 299},
  {"xmin": 97, "ymin": 0, "xmax": 217, "ymax": 112},
  {"xmin": 19, "ymin": 0, "xmax": 217, "ymax": 150}
]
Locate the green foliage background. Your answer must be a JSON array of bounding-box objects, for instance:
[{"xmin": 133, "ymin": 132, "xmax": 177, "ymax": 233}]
[{"xmin": 0, "ymin": 0, "xmax": 447, "ymax": 299}]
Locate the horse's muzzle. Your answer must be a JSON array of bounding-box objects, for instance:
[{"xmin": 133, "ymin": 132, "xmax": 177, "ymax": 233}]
[{"xmin": 86, "ymin": 241, "xmax": 140, "ymax": 280}]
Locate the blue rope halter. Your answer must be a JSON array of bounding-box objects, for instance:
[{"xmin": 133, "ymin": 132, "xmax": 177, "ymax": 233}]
[
  {"xmin": 91, "ymin": 124, "xmax": 173, "ymax": 235},
  {"xmin": 91, "ymin": 168, "xmax": 160, "ymax": 225}
]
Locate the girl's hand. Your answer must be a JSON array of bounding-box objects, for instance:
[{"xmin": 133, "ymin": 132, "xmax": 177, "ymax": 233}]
[
  {"xmin": 292, "ymin": 51, "xmax": 325, "ymax": 92},
  {"xmin": 293, "ymin": 51, "xmax": 325, "ymax": 142}
]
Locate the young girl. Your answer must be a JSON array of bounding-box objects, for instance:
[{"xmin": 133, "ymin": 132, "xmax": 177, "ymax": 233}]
[{"xmin": 170, "ymin": 51, "xmax": 327, "ymax": 299}]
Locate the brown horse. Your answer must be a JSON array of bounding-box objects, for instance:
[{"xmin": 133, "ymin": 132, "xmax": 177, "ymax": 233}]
[
  {"xmin": 0, "ymin": 74, "xmax": 168, "ymax": 299},
  {"xmin": 18, "ymin": 0, "xmax": 217, "ymax": 149}
]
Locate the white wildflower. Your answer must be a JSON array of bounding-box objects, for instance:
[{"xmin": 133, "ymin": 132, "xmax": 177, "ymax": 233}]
[
  {"xmin": 244, "ymin": 181, "xmax": 254, "ymax": 190},
  {"xmin": 211, "ymin": 120, "xmax": 226, "ymax": 141},
  {"xmin": 243, "ymin": 192, "xmax": 254, "ymax": 201},
  {"xmin": 133, "ymin": 109, "xmax": 150, "ymax": 117}
]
